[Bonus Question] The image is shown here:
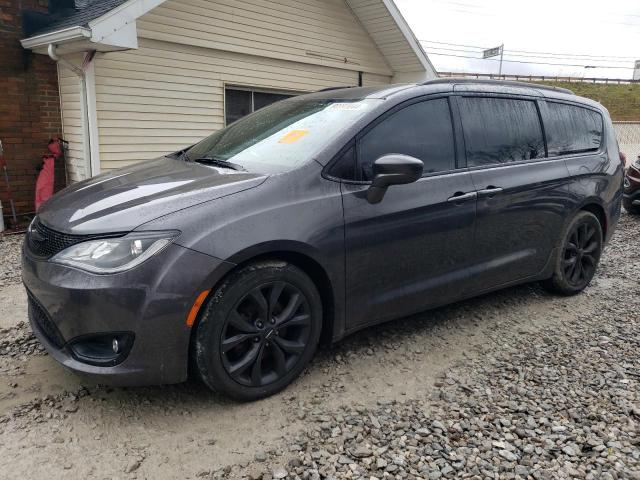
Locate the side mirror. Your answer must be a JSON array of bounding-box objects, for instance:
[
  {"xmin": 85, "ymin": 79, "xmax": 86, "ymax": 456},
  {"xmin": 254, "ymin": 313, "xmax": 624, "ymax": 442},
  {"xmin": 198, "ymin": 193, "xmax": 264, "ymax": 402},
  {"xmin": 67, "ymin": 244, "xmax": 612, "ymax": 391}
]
[{"xmin": 366, "ymin": 154, "xmax": 424, "ymax": 204}]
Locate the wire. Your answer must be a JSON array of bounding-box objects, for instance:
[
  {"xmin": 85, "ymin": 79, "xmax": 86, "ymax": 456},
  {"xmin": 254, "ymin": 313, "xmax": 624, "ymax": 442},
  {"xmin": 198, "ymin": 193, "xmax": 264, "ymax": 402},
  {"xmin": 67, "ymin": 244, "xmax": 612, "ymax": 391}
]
[
  {"xmin": 420, "ymin": 40, "xmax": 640, "ymax": 61},
  {"xmin": 425, "ymin": 45, "xmax": 629, "ymax": 66},
  {"xmin": 424, "ymin": 51, "xmax": 635, "ymax": 69},
  {"xmin": 421, "ymin": 39, "xmax": 487, "ymax": 50},
  {"xmin": 423, "ymin": 45, "xmax": 634, "ymax": 64}
]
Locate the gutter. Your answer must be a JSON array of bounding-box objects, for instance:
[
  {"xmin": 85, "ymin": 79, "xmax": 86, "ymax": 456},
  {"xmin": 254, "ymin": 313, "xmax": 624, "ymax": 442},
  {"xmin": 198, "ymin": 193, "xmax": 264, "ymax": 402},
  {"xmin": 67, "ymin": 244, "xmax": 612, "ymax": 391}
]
[{"xmin": 21, "ymin": 26, "xmax": 91, "ymax": 49}]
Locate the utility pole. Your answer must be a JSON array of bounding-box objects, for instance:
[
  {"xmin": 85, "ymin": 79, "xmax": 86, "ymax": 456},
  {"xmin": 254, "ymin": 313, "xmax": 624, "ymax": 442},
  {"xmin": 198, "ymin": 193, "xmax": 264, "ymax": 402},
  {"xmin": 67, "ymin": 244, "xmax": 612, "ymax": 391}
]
[{"xmin": 498, "ymin": 44, "xmax": 504, "ymax": 77}]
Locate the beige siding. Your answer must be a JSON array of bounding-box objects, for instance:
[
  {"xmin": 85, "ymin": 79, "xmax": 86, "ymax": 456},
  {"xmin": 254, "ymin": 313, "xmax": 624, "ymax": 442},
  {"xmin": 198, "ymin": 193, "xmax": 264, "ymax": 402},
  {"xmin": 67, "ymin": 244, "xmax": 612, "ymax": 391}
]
[
  {"xmin": 346, "ymin": 0, "xmax": 425, "ymax": 74},
  {"xmin": 136, "ymin": 0, "xmax": 392, "ymax": 76},
  {"xmin": 95, "ymin": 38, "xmax": 391, "ymax": 171},
  {"xmin": 58, "ymin": 54, "xmax": 88, "ymax": 182}
]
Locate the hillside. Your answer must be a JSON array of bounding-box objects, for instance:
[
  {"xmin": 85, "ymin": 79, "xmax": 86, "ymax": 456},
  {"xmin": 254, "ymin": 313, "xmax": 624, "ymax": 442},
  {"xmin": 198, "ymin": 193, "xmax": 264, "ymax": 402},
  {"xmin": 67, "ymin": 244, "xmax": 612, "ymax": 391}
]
[{"xmin": 536, "ymin": 82, "xmax": 640, "ymax": 121}]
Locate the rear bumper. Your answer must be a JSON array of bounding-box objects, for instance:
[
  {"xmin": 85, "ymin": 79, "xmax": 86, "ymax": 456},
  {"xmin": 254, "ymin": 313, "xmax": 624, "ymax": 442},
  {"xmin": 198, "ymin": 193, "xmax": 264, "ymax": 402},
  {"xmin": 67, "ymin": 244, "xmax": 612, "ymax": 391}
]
[{"xmin": 22, "ymin": 242, "xmax": 228, "ymax": 386}]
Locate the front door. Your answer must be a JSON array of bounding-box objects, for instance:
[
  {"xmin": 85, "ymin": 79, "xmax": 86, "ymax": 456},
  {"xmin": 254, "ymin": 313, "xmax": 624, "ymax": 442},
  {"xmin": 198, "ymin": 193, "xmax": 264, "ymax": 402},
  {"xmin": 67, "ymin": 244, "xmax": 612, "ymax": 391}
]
[
  {"xmin": 341, "ymin": 97, "xmax": 477, "ymax": 330},
  {"xmin": 455, "ymin": 95, "xmax": 570, "ymax": 292}
]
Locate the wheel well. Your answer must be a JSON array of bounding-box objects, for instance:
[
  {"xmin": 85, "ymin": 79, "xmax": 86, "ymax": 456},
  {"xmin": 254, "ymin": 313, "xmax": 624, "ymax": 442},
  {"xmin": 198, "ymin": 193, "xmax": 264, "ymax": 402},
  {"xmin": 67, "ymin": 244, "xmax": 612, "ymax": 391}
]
[
  {"xmin": 581, "ymin": 203, "xmax": 607, "ymax": 238},
  {"xmin": 213, "ymin": 251, "xmax": 336, "ymax": 345}
]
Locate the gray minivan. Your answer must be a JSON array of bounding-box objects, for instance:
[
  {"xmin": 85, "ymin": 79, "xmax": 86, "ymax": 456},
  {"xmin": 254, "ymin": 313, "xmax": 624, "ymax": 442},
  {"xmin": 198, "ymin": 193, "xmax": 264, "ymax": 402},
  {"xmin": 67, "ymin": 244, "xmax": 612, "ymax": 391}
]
[{"xmin": 22, "ymin": 80, "xmax": 623, "ymax": 400}]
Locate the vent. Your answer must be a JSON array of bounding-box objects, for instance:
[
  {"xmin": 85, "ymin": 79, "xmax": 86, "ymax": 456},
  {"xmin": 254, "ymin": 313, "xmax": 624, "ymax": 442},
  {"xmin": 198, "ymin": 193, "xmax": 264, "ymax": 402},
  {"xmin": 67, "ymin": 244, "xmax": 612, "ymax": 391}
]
[{"xmin": 28, "ymin": 294, "xmax": 65, "ymax": 349}]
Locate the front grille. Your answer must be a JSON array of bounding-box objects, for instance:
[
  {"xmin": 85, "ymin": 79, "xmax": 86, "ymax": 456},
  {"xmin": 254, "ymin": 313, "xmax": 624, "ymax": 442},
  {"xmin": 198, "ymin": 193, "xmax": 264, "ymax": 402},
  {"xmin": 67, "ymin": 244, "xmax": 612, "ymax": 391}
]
[
  {"xmin": 28, "ymin": 294, "xmax": 65, "ymax": 349},
  {"xmin": 27, "ymin": 217, "xmax": 123, "ymax": 259}
]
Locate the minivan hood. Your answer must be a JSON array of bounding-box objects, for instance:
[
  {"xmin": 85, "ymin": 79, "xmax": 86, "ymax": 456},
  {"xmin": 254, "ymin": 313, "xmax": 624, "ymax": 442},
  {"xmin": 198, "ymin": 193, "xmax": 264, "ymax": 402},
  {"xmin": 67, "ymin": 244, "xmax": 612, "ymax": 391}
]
[{"xmin": 38, "ymin": 157, "xmax": 267, "ymax": 234}]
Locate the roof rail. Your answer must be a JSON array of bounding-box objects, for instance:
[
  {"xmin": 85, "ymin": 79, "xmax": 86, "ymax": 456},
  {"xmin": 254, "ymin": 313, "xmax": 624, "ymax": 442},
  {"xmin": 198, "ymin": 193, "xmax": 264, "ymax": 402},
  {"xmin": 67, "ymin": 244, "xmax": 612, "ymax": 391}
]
[
  {"xmin": 422, "ymin": 78, "xmax": 574, "ymax": 95},
  {"xmin": 316, "ymin": 86, "xmax": 355, "ymax": 92}
]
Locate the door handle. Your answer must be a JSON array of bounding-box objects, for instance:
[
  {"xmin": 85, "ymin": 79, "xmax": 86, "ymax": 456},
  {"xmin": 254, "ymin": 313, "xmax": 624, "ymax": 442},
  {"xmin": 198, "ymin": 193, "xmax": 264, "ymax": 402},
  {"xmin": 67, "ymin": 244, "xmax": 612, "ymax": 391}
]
[
  {"xmin": 478, "ymin": 186, "xmax": 503, "ymax": 198},
  {"xmin": 447, "ymin": 191, "xmax": 477, "ymax": 203}
]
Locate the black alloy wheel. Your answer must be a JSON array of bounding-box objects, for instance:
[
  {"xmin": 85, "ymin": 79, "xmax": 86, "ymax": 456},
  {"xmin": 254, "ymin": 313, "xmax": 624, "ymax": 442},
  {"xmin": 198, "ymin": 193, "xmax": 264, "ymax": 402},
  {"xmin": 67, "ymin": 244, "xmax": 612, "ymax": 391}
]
[
  {"xmin": 542, "ymin": 211, "xmax": 603, "ymax": 296},
  {"xmin": 562, "ymin": 222, "xmax": 599, "ymax": 288},
  {"xmin": 194, "ymin": 261, "xmax": 322, "ymax": 401},
  {"xmin": 221, "ymin": 282, "xmax": 311, "ymax": 387}
]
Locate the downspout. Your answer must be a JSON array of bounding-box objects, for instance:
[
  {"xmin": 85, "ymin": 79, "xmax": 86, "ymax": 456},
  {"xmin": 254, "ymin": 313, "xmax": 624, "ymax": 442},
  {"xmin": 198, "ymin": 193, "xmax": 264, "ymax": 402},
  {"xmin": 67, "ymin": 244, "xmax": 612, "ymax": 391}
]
[{"xmin": 47, "ymin": 44, "xmax": 94, "ymax": 178}]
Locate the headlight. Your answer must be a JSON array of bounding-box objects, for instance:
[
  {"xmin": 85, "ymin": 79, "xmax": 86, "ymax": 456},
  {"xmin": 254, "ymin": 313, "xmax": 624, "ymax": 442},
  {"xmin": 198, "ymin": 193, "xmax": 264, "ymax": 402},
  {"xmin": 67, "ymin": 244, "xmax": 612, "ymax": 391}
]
[
  {"xmin": 634, "ymin": 157, "xmax": 640, "ymax": 169},
  {"xmin": 51, "ymin": 231, "xmax": 178, "ymax": 274}
]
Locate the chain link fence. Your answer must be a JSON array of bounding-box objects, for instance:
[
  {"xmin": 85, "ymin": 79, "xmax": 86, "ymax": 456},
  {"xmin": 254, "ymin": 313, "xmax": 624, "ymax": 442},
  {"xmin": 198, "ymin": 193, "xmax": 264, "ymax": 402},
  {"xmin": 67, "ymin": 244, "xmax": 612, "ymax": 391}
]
[{"xmin": 614, "ymin": 122, "xmax": 640, "ymax": 164}]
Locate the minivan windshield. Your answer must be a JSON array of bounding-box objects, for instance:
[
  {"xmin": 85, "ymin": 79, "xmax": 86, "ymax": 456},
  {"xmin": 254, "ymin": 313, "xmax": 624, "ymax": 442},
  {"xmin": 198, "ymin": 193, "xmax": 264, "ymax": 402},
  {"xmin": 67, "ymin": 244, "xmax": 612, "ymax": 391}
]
[{"xmin": 184, "ymin": 98, "xmax": 378, "ymax": 174}]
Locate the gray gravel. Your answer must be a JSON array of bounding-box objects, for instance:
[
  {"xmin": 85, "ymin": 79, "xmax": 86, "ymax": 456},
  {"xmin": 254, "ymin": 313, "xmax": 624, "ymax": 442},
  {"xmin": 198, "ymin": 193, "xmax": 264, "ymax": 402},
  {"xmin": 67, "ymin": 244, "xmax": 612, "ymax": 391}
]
[
  {"xmin": 0, "ymin": 322, "xmax": 44, "ymax": 358},
  {"xmin": 0, "ymin": 234, "xmax": 23, "ymax": 287},
  {"xmin": 0, "ymin": 235, "xmax": 40, "ymax": 358},
  {"xmin": 212, "ymin": 214, "xmax": 640, "ymax": 479}
]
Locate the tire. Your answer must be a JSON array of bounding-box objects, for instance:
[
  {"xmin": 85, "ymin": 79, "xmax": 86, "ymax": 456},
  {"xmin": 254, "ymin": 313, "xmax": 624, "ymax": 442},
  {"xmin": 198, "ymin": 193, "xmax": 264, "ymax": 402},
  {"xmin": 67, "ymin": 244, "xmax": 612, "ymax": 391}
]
[
  {"xmin": 623, "ymin": 198, "xmax": 640, "ymax": 215},
  {"xmin": 542, "ymin": 211, "xmax": 603, "ymax": 296},
  {"xmin": 194, "ymin": 260, "xmax": 322, "ymax": 401}
]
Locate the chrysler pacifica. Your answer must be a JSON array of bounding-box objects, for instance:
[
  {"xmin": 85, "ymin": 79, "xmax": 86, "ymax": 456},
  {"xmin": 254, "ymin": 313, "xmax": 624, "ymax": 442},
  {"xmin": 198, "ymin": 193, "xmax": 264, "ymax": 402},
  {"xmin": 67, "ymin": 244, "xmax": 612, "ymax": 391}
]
[{"xmin": 22, "ymin": 80, "xmax": 623, "ymax": 400}]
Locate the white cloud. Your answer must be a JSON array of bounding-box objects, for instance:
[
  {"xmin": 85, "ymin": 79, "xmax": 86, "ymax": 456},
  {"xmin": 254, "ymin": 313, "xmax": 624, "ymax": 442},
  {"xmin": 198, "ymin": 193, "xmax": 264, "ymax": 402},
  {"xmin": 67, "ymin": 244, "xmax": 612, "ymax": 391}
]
[{"xmin": 395, "ymin": 0, "xmax": 640, "ymax": 79}]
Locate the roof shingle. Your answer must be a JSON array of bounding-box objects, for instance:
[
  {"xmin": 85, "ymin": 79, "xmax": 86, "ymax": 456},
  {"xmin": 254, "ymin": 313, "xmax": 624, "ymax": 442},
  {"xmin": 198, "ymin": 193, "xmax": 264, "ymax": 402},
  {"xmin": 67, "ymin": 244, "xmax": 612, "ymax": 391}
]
[{"xmin": 29, "ymin": 0, "xmax": 129, "ymax": 37}]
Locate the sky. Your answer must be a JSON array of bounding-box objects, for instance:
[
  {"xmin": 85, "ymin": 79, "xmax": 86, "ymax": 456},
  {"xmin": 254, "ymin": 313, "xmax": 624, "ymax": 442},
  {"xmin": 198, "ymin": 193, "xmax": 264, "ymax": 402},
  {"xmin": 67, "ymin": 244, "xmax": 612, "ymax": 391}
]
[{"xmin": 394, "ymin": 0, "xmax": 640, "ymax": 79}]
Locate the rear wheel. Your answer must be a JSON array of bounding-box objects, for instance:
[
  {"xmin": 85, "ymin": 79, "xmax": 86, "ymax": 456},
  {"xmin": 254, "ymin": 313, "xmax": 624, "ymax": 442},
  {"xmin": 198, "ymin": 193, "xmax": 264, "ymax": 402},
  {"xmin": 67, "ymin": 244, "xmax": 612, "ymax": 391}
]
[
  {"xmin": 623, "ymin": 198, "xmax": 640, "ymax": 215},
  {"xmin": 542, "ymin": 211, "xmax": 603, "ymax": 296},
  {"xmin": 194, "ymin": 261, "xmax": 322, "ymax": 401}
]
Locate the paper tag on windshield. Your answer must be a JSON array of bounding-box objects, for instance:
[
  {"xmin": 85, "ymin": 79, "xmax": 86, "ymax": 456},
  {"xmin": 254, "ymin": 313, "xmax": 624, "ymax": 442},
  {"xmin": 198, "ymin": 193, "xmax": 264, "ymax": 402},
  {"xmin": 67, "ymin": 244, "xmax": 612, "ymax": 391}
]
[
  {"xmin": 279, "ymin": 129, "xmax": 309, "ymax": 144},
  {"xmin": 328, "ymin": 103, "xmax": 363, "ymax": 111}
]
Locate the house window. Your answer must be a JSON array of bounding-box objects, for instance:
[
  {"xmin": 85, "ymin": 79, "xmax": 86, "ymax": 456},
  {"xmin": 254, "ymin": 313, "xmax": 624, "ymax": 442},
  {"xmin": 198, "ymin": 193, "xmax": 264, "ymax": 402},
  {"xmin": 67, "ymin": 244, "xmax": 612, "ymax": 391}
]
[{"xmin": 225, "ymin": 87, "xmax": 295, "ymax": 125}]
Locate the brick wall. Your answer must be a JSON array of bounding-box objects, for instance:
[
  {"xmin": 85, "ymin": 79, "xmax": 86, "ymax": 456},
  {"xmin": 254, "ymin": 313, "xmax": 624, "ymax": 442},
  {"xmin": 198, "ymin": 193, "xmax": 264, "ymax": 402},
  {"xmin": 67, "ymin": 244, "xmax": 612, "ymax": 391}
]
[{"xmin": 0, "ymin": 0, "xmax": 62, "ymax": 229}]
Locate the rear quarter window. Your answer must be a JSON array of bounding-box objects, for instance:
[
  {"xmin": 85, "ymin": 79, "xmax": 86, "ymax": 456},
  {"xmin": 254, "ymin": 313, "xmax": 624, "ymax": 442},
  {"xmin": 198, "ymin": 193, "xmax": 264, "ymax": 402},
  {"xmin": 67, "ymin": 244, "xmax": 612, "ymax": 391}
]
[{"xmin": 544, "ymin": 102, "xmax": 603, "ymax": 156}]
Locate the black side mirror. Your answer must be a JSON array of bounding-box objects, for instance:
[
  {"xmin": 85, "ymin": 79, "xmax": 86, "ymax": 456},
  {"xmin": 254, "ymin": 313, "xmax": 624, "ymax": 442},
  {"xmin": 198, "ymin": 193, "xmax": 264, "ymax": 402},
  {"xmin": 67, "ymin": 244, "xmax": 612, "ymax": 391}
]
[{"xmin": 366, "ymin": 154, "xmax": 424, "ymax": 204}]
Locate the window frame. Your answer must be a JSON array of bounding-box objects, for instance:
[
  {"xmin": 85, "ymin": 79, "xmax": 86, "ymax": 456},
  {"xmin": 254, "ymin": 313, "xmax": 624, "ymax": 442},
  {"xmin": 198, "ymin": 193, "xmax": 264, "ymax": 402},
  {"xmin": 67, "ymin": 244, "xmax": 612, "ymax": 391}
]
[
  {"xmin": 452, "ymin": 93, "xmax": 549, "ymax": 171},
  {"xmin": 538, "ymin": 99, "xmax": 605, "ymax": 159},
  {"xmin": 324, "ymin": 94, "xmax": 461, "ymax": 184},
  {"xmin": 223, "ymin": 84, "xmax": 302, "ymax": 127}
]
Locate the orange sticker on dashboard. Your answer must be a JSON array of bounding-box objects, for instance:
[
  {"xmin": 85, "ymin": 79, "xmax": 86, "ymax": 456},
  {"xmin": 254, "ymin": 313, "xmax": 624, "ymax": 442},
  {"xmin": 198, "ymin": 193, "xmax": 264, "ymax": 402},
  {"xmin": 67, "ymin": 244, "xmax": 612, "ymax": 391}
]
[{"xmin": 279, "ymin": 129, "xmax": 309, "ymax": 144}]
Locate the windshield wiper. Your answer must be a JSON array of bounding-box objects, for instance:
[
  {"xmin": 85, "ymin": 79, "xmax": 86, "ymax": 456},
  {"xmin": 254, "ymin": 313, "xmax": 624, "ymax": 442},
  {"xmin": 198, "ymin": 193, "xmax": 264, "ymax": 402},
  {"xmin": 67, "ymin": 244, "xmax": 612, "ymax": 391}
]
[{"xmin": 191, "ymin": 156, "xmax": 246, "ymax": 171}]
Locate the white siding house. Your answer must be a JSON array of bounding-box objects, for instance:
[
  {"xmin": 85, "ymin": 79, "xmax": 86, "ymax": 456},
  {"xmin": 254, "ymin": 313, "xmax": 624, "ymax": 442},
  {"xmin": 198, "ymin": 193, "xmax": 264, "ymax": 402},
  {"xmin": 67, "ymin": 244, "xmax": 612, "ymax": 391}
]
[{"xmin": 22, "ymin": 0, "xmax": 436, "ymax": 181}]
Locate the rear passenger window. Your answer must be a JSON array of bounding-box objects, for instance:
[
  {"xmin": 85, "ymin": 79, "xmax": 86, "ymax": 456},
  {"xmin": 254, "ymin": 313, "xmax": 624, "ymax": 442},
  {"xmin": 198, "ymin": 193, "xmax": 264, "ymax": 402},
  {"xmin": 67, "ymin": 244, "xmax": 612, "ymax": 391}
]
[
  {"xmin": 459, "ymin": 97, "xmax": 545, "ymax": 167},
  {"xmin": 545, "ymin": 102, "xmax": 603, "ymax": 156},
  {"xmin": 358, "ymin": 98, "xmax": 455, "ymax": 180}
]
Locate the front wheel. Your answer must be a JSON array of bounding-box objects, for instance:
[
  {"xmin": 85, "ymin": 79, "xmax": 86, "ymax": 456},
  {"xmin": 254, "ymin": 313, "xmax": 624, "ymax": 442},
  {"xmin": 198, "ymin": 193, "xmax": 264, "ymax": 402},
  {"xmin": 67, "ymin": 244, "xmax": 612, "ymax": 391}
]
[
  {"xmin": 542, "ymin": 211, "xmax": 603, "ymax": 296},
  {"xmin": 194, "ymin": 261, "xmax": 322, "ymax": 401}
]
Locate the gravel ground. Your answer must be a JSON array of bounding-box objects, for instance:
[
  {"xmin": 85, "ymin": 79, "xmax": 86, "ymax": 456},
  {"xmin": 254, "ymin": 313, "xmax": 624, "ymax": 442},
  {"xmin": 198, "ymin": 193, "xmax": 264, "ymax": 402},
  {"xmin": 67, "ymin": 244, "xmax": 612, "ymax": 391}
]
[
  {"xmin": 0, "ymin": 234, "xmax": 23, "ymax": 288},
  {"xmin": 0, "ymin": 214, "xmax": 638, "ymax": 479}
]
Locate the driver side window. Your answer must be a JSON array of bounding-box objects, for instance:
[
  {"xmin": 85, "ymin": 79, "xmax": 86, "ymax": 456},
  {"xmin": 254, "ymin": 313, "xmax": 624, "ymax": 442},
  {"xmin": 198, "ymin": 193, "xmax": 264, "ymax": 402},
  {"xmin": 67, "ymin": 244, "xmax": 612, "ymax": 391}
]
[{"xmin": 357, "ymin": 98, "xmax": 455, "ymax": 181}]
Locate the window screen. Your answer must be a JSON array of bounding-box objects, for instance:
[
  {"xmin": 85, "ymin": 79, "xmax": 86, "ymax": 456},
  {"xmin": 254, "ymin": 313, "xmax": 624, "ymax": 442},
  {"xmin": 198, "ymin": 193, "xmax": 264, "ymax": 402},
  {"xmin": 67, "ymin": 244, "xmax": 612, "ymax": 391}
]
[
  {"xmin": 545, "ymin": 102, "xmax": 603, "ymax": 156},
  {"xmin": 358, "ymin": 98, "xmax": 455, "ymax": 180},
  {"xmin": 459, "ymin": 97, "xmax": 545, "ymax": 167},
  {"xmin": 225, "ymin": 88, "xmax": 295, "ymax": 125}
]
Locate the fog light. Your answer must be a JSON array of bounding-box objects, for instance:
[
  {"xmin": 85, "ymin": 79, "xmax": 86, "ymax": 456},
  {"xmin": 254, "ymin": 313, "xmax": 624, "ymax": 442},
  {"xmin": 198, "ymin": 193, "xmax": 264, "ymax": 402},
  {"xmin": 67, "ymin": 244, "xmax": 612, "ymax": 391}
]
[{"xmin": 68, "ymin": 332, "xmax": 134, "ymax": 367}]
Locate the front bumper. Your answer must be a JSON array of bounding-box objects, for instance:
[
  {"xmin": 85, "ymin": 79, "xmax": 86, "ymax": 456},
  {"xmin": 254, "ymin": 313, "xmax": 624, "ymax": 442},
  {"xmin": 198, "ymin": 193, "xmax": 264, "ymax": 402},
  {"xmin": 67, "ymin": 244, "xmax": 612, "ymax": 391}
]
[
  {"xmin": 22, "ymin": 242, "xmax": 229, "ymax": 385},
  {"xmin": 624, "ymin": 166, "xmax": 640, "ymax": 203}
]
